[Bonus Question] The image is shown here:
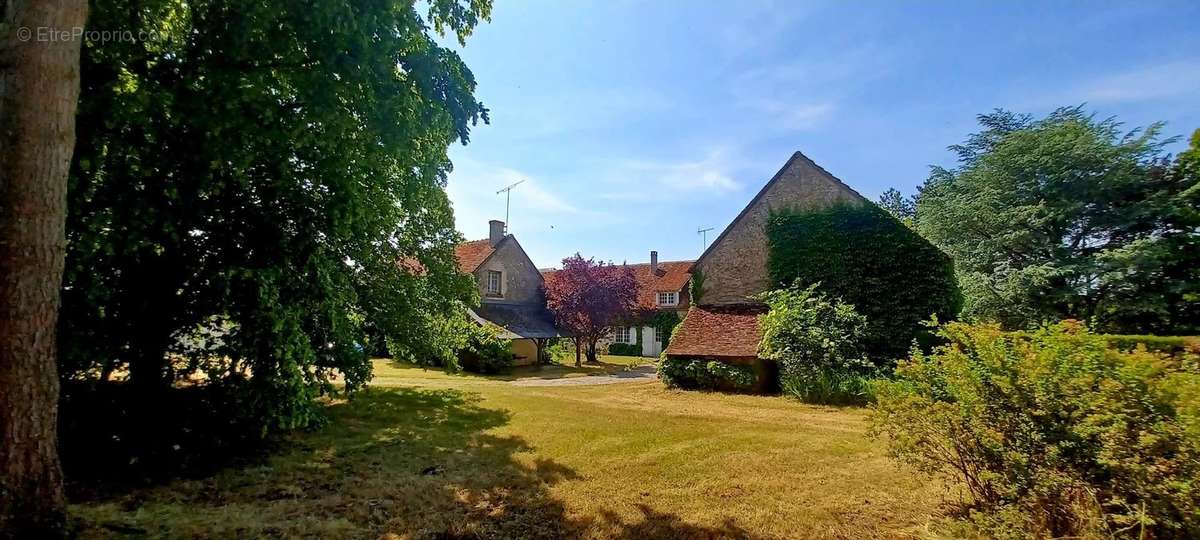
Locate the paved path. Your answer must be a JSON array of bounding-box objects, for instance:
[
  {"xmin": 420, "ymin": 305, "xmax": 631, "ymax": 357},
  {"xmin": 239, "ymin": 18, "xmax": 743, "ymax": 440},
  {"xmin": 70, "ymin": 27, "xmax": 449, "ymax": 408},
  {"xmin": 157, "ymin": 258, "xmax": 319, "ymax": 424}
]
[{"xmin": 510, "ymin": 365, "xmax": 658, "ymax": 387}]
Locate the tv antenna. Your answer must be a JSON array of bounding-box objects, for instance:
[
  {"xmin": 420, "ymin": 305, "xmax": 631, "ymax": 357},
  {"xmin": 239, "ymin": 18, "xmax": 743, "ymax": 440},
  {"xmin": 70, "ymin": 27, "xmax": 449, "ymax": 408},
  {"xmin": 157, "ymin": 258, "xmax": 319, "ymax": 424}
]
[
  {"xmin": 496, "ymin": 179, "xmax": 525, "ymax": 231},
  {"xmin": 697, "ymin": 226, "xmax": 715, "ymax": 249}
]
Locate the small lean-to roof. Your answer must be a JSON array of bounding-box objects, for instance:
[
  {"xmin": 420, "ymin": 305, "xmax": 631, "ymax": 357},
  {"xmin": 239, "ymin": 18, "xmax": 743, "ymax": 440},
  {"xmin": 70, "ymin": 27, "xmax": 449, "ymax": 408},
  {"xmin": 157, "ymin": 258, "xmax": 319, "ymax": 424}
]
[
  {"xmin": 664, "ymin": 304, "xmax": 767, "ymax": 358},
  {"xmin": 454, "ymin": 239, "xmax": 496, "ymax": 273},
  {"xmin": 468, "ymin": 303, "xmax": 560, "ymax": 339},
  {"xmin": 689, "ymin": 151, "xmax": 869, "ymax": 273}
]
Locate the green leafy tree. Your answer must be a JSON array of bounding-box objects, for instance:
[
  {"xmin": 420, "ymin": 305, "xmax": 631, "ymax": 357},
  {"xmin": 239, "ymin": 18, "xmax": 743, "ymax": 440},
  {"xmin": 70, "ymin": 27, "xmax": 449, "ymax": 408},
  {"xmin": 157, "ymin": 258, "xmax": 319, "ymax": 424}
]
[
  {"xmin": 917, "ymin": 108, "xmax": 1200, "ymax": 333},
  {"xmin": 877, "ymin": 187, "xmax": 916, "ymax": 226},
  {"xmin": 60, "ymin": 0, "xmax": 489, "ymax": 431}
]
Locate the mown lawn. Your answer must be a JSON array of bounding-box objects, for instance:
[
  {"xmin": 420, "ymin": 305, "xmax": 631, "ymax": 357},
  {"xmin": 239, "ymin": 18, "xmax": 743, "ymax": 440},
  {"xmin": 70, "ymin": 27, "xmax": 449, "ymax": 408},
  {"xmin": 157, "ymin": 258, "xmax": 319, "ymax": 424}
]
[{"xmin": 72, "ymin": 357, "xmax": 944, "ymax": 539}]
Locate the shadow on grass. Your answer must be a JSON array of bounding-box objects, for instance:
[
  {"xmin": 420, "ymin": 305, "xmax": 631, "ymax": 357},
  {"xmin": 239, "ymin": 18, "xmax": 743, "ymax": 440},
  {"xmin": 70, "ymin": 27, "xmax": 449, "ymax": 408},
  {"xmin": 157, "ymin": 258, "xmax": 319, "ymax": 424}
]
[{"xmin": 75, "ymin": 386, "xmax": 764, "ymax": 539}]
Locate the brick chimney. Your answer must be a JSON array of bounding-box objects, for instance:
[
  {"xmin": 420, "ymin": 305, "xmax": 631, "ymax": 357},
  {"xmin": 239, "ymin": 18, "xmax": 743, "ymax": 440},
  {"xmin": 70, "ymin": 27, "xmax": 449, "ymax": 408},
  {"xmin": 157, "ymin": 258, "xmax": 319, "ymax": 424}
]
[
  {"xmin": 650, "ymin": 250, "xmax": 658, "ymax": 273},
  {"xmin": 489, "ymin": 220, "xmax": 505, "ymax": 246}
]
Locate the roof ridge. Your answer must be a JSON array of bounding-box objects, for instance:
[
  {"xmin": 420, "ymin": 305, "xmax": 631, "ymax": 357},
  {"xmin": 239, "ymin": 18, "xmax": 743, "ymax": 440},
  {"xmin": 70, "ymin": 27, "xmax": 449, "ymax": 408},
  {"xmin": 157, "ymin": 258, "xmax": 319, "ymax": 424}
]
[
  {"xmin": 621, "ymin": 260, "xmax": 695, "ymax": 266},
  {"xmin": 689, "ymin": 150, "xmax": 868, "ymax": 272}
]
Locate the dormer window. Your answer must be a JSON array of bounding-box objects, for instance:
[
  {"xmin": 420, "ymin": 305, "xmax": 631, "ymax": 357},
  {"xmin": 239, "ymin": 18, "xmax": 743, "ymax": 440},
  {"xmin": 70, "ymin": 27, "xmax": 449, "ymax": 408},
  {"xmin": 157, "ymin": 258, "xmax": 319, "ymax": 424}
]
[
  {"xmin": 486, "ymin": 270, "xmax": 502, "ymax": 296},
  {"xmin": 656, "ymin": 291, "xmax": 678, "ymax": 306}
]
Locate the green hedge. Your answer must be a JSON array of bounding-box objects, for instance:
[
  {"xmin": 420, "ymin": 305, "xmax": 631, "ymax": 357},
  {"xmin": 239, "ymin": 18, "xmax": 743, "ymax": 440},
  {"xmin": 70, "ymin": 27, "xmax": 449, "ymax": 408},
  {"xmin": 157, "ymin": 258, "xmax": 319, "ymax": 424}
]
[
  {"xmin": 767, "ymin": 203, "xmax": 961, "ymax": 361},
  {"xmin": 607, "ymin": 343, "xmax": 641, "ymax": 356},
  {"xmin": 658, "ymin": 357, "xmax": 756, "ymax": 392}
]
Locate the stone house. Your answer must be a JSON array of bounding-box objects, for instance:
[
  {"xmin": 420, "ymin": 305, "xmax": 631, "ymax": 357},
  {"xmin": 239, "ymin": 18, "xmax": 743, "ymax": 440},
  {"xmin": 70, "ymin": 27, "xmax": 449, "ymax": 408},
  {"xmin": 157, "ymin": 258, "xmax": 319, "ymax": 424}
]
[
  {"xmin": 608, "ymin": 251, "xmax": 692, "ymax": 357},
  {"xmin": 664, "ymin": 151, "xmax": 869, "ymax": 389},
  {"xmin": 541, "ymin": 251, "xmax": 692, "ymax": 358},
  {"xmin": 455, "ymin": 220, "xmax": 559, "ymax": 365}
]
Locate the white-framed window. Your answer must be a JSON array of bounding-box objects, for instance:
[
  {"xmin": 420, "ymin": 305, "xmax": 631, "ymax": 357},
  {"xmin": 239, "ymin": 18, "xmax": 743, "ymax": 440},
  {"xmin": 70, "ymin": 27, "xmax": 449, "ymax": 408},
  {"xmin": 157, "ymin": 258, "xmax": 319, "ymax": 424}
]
[
  {"xmin": 615, "ymin": 326, "xmax": 632, "ymax": 344},
  {"xmin": 486, "ymin": 270, "xmax": 502, "ymax": 295},
  {"xmin": 657, "ymin": 291, "xmax": 678, "ymax": 306}
]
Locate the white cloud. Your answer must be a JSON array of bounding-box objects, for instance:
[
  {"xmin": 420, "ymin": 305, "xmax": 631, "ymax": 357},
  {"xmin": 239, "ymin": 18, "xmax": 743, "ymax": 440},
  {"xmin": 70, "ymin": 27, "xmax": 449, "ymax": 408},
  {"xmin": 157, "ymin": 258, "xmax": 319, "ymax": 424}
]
[
  {"xmin": 747, "ymin": 100, "xmax": 836, "ymax": 130},
  {"xmin": 717, "ymin": 0, "xmax": 819, "ymax": 58},
  {"xmin": 620, "ymin": 148, "xmax": 742, "ymax": 193},
  {"xmin": 1075, "ymin": 60, "xmax": 1200, "ymax": 104},
  {"xmin": 726, "ymin": 45, "xmax": 894, "ymax": 133}
]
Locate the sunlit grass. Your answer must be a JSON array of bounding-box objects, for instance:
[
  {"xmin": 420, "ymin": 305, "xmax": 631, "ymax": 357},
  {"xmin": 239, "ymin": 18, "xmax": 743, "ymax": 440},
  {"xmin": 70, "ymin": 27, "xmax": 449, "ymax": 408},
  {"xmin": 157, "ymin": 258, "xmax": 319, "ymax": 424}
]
[{"xmin": 72, "ymin": 359, "xmax": 943, "ymax": 538}]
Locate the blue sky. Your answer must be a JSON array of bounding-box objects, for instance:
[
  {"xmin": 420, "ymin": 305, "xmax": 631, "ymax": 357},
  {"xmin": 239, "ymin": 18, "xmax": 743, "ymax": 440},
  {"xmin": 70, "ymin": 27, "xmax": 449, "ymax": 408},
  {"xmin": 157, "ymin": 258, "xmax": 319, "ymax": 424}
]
[{"xmin": 443, "ymin": 0, "xmax": 1200, "ymax": 269}]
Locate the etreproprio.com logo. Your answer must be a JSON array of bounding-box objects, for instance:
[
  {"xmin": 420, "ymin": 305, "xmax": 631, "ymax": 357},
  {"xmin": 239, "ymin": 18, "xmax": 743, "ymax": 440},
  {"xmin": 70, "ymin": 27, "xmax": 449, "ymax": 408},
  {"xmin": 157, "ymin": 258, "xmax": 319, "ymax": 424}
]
[{"xmin": 16, "ymin": 26, "xmax": 168, "ymax": 44}]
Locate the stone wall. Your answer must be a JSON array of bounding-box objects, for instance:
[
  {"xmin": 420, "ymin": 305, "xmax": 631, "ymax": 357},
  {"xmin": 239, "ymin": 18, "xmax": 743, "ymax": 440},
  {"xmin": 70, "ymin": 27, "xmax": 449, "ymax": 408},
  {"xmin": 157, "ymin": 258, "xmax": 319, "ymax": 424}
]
[
  {"xmin": 695, "ymin": 153, "xmax": 866, "ymax": 305},
  {"xmin": 474, "ymin": 237, "xmax": 544, "ymax": 305}
]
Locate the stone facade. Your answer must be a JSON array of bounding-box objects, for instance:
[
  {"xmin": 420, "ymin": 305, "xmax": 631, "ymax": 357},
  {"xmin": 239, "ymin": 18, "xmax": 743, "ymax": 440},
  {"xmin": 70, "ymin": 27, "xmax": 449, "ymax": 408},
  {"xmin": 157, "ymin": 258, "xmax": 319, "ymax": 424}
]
[
  {"xmin": 456, "ymin": 221, "xmax": 558, "ymax": 367},
  {"xmin": 693, "ymin": 152, "xmax": 868, "ymax": 306},
  {"xmin": 474, "ymin": 236, "xmax": 544, "ymax": 306}
]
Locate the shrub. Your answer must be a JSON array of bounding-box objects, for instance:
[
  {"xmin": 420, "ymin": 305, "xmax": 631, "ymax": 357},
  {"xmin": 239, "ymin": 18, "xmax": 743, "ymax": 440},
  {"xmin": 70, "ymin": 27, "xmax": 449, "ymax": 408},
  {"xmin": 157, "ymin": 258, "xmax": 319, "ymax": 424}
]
[
  {"xmin": 758, "ymin": 284, "xmax": 875, "ymax": 404},
  {"xmin": 870, "ymin": 321, "xmax": 1200, "ymax": 538},
  {"xmin": 607, "ymin": 342, "xmax": 641, "ymax": 356},
  {"xmin": 456, "ymin": 323, "xmax": 514, "ymax": 374},
  {"xmin": 1103, "ymin": 334, "xmax": 1199, "ymax": 358},
  {"xmin": 659, "ymin": 356, "xmax": 756, "ymax": 392},
  {"xmin": 766, "ymin": 203, "xmax": 961, "ymax": 361}
]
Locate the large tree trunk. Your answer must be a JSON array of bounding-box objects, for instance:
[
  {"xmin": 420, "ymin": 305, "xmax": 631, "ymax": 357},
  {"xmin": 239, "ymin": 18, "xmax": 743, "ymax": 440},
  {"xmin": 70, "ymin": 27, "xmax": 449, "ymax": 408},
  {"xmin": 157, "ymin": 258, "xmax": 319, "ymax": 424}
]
[{"xmin": 0, "ymin": 1, "xmax": 88, "ymax": 537}]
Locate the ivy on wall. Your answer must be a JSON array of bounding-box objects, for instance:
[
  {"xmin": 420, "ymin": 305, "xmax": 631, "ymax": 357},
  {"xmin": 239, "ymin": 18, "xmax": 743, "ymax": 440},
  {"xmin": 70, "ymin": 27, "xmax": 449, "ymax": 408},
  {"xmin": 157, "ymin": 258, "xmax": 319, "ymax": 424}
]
[
  {"xmin": 650, "ymin": 310, "xmax": 681, "ymax": 348},
  {"xmin": 766, "ymin": 203, "xmax": 962, "ymax": 361},
  {"xmin": 688, "ymin": 268, "xmax": 705, "ymax": 305}
]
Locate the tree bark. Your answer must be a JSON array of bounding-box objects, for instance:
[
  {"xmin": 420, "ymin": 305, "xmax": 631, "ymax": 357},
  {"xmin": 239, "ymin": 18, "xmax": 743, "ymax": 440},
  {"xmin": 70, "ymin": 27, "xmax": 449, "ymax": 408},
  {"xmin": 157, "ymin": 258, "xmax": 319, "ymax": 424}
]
[
  {"xmin": 573, "ymin": 337, "xmax": 581, "ymax": 367},
  {"xmin": 0, "ymin": 1, "xmax": 88, "ymax": 537},
  {"xmin": 585, "ymin": 339, "xmax": 598, "ymax": 363}
]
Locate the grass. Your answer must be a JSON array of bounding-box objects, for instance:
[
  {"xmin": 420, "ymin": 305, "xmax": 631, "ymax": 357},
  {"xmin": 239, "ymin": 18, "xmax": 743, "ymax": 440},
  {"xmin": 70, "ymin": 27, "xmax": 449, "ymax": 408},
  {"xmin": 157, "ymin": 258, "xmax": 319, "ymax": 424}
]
[{"xmin": 71, "ymin": 358, "xmax": 944, "ymax": 539}]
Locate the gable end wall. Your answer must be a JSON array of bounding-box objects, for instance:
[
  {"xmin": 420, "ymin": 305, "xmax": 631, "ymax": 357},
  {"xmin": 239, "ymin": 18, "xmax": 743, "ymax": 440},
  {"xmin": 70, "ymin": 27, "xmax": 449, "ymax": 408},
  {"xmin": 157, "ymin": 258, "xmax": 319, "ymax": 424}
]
[
  {"xmin": 696, "ymin": 156, "xmax": 866, "ymax": 305},
  {"xmin": 474, "ymin": 238, "xmax": 544, "ymax": 305}
]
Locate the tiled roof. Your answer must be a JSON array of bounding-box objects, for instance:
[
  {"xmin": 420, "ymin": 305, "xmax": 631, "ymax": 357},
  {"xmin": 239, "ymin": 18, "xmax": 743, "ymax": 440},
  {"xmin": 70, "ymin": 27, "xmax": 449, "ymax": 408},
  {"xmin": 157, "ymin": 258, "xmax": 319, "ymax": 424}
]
[
  {"xmin": 539, "ymin": 261, "xmax": 691, "ymax": 310},
  {"xmin": 454, "ymin": 239, "xmax": 495, "ymax": 273},
  {"xmin": 664, "ymin": 304, "xmax": 766, "ymax": 358},
  {"xmin": 626, "ymin": 261, "xmax": 692, "ymax": 310}
]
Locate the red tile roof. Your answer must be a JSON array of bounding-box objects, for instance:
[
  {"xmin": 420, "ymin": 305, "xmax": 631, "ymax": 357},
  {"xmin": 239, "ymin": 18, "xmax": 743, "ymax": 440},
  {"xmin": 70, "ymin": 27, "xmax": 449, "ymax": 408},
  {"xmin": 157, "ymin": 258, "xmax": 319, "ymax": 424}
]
[
  {"xmin": 454, "ymin": 239, "xmax": 495, "ymax": 273},
  {"xmin": 539, "ymin": 261, "xmax": 691, "ymax": 310},
  {"xmin": 626, "ymin": 261, "xmax": 692, "ymax": 310},
  {"xmin": 664, "ymin": 304, "xmax": 766, "ymax": 358}
]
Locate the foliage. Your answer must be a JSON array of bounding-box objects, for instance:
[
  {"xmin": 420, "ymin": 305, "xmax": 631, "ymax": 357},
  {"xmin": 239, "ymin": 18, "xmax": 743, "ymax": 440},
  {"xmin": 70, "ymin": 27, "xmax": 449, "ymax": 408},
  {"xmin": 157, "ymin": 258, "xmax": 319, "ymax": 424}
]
[
  {"xmin": 456, "ymin": 322, "xmax": 513, "ymax": 374},
  {"xmin": 658, "ymin": 356, "xmax": 756, "ymax": 392},
  {"xmin": 916, "ymin": 108, "xmax": 1200, "ymax": 334},
  {"xmin": 650, "ymin": 310, "xmax": 681, "ymax": 348},
  {"xmin": 384, "ymin": 307, "xmax": 480, "ymax": 370},
  {"xmin": 688, "ymin": 268, "xmax": 705, "ymax": 305},
  {"xmin": 544, "ymin": 254, "xmax": 638, "ymax": 365},
  {"xmin": 877, "ymin": 187, "xmax": 917, "ymax": 227},
  {"xmin": 758, "ymin": 283, "xmax": 876, "ymax": 404},
  {"xmin": 543, "ymin": 338, "xmax": 573, "ymax": 363},
  {"xmin": 766, "ymin": 203, "xmax": 961, "ymax": 360},
  {"xmin": 58, "ymin": 0, "xmax": 490, "ymax": 432},
  {"xmin": 870, "ymin": 321, "xmax": 1200, "ymax": 538},
  {"xmin": 607, "ymin": 343, "xmax": 641, "ymax": 356},
  {"xmin": 1102, "ymin": 334, "xmax": 1199, "ymax": 360}
]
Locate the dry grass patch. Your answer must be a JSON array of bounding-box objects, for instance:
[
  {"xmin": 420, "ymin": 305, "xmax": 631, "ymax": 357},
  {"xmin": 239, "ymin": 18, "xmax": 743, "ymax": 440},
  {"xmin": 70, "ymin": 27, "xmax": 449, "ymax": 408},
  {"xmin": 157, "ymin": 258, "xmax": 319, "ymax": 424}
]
[{"xmin": 72, "ymin": 360, "xmax": 943, "ymax": 538}]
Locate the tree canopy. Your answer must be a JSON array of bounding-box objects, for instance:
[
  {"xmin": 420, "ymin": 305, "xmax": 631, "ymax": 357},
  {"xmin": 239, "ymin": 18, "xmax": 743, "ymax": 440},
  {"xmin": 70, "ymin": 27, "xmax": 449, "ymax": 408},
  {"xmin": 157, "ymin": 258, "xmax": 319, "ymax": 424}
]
[
  {"xmin": 544, "ymin": 254, "xmax": 638, "ymax": 365},
  {"xmin": 916, "ymin": 108, "xmax": 1200, "ymax": 333},
  {"xmin": 60, "ymin": 0, "xmax": 491, "ymax": 431}
]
